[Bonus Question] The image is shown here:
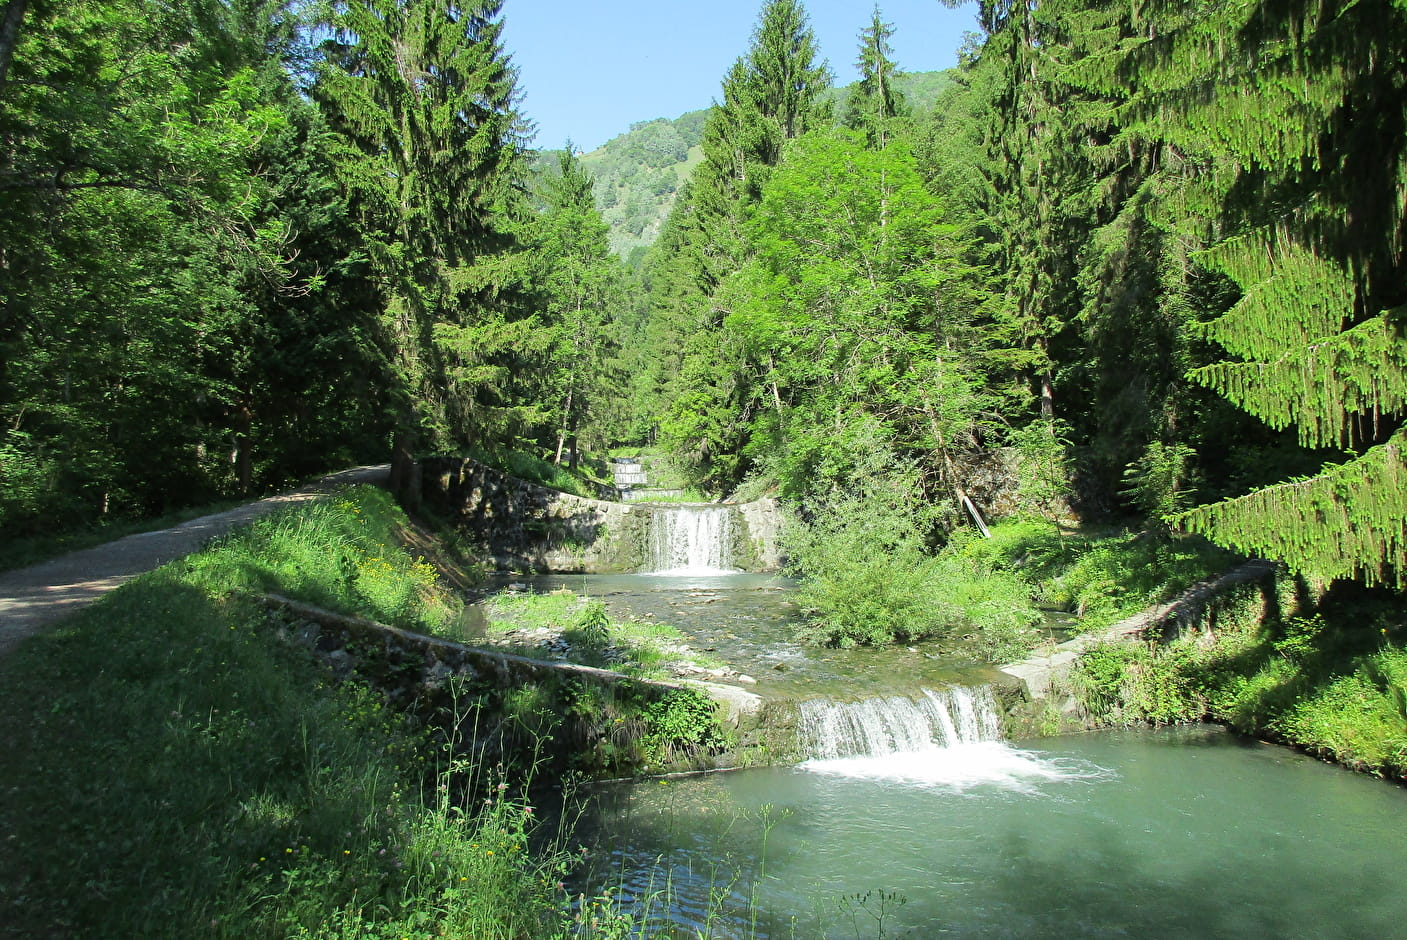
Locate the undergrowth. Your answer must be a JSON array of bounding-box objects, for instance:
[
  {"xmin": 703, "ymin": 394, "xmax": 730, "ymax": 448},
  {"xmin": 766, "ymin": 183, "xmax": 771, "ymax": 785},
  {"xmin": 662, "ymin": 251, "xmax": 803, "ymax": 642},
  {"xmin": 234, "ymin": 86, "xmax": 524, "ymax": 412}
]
[
  {"xmin": 181, "ymin": 486, "xmax": 461, "ymax": 632},
  {"xmin": 463, "ymin": 445, "xmax": 607, "ymax": 499},
  {"xmin": 788, "ymin": 510, "xmax": 1233, "ymax": 661},
  {"xmin": 954, "ymin": 517, "xmax": 1238, "ymax": 631},
  {"xmin": 1072, "ymin": 583, "xmax": 1407, "ymax": 778},
  {"xmin": 0, "ymin": 485, "xmax": 721, "ymax": 937}
]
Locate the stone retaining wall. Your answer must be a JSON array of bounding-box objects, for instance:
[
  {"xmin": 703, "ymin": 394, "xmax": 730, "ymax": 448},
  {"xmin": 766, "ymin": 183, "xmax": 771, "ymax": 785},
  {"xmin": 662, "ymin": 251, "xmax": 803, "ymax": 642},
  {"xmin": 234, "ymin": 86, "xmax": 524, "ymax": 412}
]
[{"xmin": 419, "ymin": 456, "xmax": 783, "ymax": 574}]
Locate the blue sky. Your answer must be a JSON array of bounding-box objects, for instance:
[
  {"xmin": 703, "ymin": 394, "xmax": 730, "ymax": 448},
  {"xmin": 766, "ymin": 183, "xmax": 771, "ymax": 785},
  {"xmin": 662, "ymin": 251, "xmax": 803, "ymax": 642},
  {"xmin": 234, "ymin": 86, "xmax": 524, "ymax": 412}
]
[{"xmin": 502, "ymin": 1, "xmax": 981, "ymax": 153}]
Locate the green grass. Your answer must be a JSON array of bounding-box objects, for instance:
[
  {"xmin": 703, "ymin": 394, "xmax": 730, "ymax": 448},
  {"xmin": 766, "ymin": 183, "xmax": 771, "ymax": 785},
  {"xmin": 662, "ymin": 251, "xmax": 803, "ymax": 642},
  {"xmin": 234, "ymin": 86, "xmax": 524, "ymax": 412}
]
[
  {"xmin": 0, "ymin": 486, "xmax": 592, "ymax": 938},
  {"xmin": 463, "ymin": 446, "xmax": 609, "ymax": 500},
  {"xmin": 482, "ymin": 589, "xmax": 724, "ymax": 675},
  {"xmin": 954, "ymin": 517, "xmax": 1239, "ymax": 631},
  {"xmin": 1072, "ymin": 585, "xmax": 1407, "ymax": 778}
]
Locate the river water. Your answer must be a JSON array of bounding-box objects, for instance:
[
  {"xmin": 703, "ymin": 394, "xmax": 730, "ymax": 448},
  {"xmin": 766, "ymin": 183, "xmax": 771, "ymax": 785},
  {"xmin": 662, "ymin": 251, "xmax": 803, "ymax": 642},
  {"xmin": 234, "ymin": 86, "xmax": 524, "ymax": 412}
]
[
  {"xmin": 510, "ymin": 572, "xmax": 1002, "ymax": 699},
  {"xmin": 574, "ymin": 725, "xmax": 1407, "ymax": 938},
  {"xmin": 487, "ymin": 532, "xmax": 1407, "ymax": 937}
]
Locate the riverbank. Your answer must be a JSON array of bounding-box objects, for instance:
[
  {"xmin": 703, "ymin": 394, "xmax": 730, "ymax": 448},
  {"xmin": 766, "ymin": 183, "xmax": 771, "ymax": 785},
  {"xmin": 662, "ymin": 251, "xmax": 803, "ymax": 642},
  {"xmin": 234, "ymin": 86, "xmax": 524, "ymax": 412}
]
[
  {"xmin": 0, "ymin": 485, "xmax": 665, "ymax": 937},
  {"xmin": 1068, "ymin": 574, "xmax": 1407, "ymax": 781},
  {"xmin": 976, "ymin": 522, "xmax": 1407, "ymax": 781}
]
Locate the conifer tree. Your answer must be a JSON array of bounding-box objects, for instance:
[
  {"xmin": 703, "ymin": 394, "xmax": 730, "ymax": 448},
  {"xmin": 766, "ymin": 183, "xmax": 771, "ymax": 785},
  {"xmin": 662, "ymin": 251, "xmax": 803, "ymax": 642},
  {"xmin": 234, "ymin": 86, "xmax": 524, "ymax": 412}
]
[
  {"xmin": 843, "ymin": 6, "xmax": 906, "ymax": 150},
  {"xmin": 532, "ymin": 148, "xmax": 623, "ymax": 467},
  {"xmin": 1116, "ymin": 0, "xmax": 1407, "ymax": 585},
  {"xmin": 313, "ymin": 0, "xmax": 526, "ymax": 494},
  {"xmin": 645, "ymin": 0, "xmax": 830, "ymax": 489}
]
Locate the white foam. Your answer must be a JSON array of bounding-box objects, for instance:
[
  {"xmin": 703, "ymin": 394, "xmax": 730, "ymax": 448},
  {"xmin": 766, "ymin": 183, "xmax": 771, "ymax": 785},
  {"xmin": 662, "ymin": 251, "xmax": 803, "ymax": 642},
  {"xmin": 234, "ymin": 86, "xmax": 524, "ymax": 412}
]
[{"xmin": 800, "ymin": 741, "xmax": 1103, "ymax": 792}]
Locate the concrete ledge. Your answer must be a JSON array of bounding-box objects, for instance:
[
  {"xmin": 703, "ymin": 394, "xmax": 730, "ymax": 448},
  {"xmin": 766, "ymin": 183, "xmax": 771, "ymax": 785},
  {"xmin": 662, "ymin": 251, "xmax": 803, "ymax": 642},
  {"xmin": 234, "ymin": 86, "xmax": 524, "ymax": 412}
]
[{"xmin": 252, "ymin": 593, "xmax": 764, "ymax": 724}]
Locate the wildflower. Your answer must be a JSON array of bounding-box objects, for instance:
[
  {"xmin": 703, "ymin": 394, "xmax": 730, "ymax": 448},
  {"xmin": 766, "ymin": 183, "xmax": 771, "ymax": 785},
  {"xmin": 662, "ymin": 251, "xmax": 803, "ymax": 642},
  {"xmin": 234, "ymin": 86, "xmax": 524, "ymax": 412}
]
[{"xmin": 485, "ymin": 850, "xmax": 494, "ymax": 856}]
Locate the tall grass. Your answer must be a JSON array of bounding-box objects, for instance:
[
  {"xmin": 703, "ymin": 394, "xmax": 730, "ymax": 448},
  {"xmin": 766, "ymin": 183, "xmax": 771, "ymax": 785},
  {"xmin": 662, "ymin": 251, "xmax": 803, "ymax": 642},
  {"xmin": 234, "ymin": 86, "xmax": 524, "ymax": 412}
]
[
  {"xmin": 0, "ymin": 486, "xmax": 587, "ymax": 937},
  {"xmin": 463, "ymin": 445, "xmax": 605, "ymax": 499},
  {"xmin": 954, "ymin": 517, "xmax": 1238, "ymax": 630}
]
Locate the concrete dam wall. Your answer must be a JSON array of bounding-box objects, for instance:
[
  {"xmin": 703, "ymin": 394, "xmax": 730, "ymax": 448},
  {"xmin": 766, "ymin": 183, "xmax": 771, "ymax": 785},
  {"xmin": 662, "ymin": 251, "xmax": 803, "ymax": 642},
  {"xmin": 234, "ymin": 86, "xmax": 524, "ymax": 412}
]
[{"xmin": 420, "ymin": 457, "xmax": 784, "ymax": 574}]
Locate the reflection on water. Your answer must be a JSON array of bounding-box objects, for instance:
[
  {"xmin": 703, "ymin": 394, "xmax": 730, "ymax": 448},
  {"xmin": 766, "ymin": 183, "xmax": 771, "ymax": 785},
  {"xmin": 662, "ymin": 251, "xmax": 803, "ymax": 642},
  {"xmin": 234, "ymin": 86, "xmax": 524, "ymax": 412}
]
[{"xmin": 576, "ymin": 726, "xmax": 1407, "ymax": 938}]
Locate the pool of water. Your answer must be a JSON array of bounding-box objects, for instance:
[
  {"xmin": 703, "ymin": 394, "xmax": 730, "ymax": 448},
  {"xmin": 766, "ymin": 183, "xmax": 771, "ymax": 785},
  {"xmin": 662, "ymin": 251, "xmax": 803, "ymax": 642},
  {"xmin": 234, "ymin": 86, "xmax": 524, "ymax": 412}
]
[
  {"xmin": 504, "ymin": 572, "xmax": 1005, "ymax": 698},
  {"xmin": 574, "ymin": 725, "xmax": 1407, "ymax": 937}
]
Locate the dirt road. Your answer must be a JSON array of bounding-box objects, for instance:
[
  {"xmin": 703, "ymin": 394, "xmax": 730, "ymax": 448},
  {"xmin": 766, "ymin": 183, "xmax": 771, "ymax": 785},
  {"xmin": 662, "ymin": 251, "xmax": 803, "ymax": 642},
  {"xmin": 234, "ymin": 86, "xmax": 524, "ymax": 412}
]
[{"xmin": 0, "ymin": 465, "xmax": 390, "ymax": 660}]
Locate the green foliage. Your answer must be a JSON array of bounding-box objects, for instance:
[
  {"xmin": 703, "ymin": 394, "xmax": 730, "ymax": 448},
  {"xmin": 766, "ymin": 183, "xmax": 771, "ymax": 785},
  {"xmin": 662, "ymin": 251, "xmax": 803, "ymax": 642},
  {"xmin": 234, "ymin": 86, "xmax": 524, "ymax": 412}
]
[
  {"xmin": 785, "ymin": 443, "xmax": 1041, "ymax": 653},
  {"xmin": 1008, "ymin": 420, "xmax": 1075, "ymax": 530},
  {"xmin": 182, "ymin": 485, "xmax": 458, "ymax": 632},
  {"xmin": 1073, "ymin": 642, "xmax": 1204, "ymax": 726},
  {"xmin": 313, "ymin": 0, "xmax": 529, "ymax": 480},
  {"xmin": 1074, "ymin": 586, "xmax": 1407, "ymax": 777},
  {"xmin": 962, "ymin": 519, "xmax": 1237, "ymax": 631},
  {"xmin": 1122, "ymin": 441, "xmax": 1198, "ymax": 524},
  {"xmin": 842, "ymin": 7, "xmax": 908, "ymax": 150},
  {"xmin": 639, "ymin": 687, "xmax": 727, "ymax": 765},
  {"xmin": 1098, "ymin": 0, "xmax": 1407, "ymax": 586},
  {"xmin": 0, "ymin": 487, "xmax": 579, "ymax": 937},
  {"xmin": 523, "ymin": 149, "xmax": 631, "ymax": 465}
]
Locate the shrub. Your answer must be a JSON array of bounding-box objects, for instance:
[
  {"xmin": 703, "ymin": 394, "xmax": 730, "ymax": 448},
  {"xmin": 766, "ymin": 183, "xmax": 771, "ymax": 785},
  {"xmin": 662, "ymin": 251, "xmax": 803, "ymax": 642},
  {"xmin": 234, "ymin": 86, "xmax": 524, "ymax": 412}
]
[
  {"xmin": 640, "ymin": 687, "xmax": 728, "ymax": 765},
  {"xmin": 180, "ymin": 485, "xmax": 458, "ymax": 632}
]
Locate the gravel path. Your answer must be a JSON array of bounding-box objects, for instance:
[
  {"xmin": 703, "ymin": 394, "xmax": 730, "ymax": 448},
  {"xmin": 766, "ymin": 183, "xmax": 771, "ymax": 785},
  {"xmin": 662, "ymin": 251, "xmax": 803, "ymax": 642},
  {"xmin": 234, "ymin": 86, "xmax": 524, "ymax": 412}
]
[{"xmin": 0, "ymin": 465, "xmax": 391, "ymax": 660}]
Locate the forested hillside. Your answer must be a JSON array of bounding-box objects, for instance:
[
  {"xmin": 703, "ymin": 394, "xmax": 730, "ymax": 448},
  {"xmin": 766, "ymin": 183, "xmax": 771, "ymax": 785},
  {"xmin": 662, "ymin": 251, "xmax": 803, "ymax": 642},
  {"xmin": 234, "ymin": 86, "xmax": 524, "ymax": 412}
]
[
  {"xmin": 630, "ymin": 0, "xmax": 1407, "ymax": 600},
  {"xmin": 533, "ymin": 71, "xmax": 955, "ymax": 263},
  {"xmin": 3, "ymin": 0, "xmax": 1404, "ymax": 599},
  {"xmin": 0, "ymin": 0, "xmax": 634, "ymax": 534}
]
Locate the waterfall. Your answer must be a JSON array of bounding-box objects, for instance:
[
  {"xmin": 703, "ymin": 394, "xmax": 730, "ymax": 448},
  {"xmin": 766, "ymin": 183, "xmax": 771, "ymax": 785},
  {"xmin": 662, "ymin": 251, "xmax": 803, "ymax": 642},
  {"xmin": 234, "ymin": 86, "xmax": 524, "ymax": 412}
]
[
  {"xmin": 798, "ymin": 686, "xmax": 1002, "ymax": 760},
  {"xmin": 613, "ymin": 462, "xmax": 648, "ymax": 487},
  {"xmin": 646, "ymin": 506, "xmax": 736, "ymax": 574},
  {"xmin": 795, "ymin": 686, "xmax": 1066, "ymax": 789}
]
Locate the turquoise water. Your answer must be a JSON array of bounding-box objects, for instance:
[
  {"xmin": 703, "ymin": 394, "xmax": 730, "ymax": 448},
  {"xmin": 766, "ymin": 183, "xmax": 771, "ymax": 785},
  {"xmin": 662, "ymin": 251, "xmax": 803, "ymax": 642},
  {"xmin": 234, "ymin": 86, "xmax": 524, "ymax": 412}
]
[
  {"xmin": 576, "ymin": 725, "xmax": 1407, "ymax": 938},
  {"xmin": 514, "ymin": 572, "xmax": 1004, "ymax": 697}
]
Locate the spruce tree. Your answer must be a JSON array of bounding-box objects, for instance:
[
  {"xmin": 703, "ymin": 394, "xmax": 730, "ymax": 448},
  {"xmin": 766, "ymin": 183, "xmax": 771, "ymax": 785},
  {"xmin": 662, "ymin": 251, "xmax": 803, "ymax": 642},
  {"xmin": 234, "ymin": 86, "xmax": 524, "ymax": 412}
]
[
  {"xmin": 645, "ymin": 0, "xmax": 831, "ymax": 489},
  {"xmin": 313, "ymin": 0, "xmax": 525, "ymax": 493},
  {"xmin": 843, "ymin": 6, "xmax": 906, "ymax": 151},
  {"xmin": 1115, "ymin": 0, "xmax": 1407, "ymax": 585}
]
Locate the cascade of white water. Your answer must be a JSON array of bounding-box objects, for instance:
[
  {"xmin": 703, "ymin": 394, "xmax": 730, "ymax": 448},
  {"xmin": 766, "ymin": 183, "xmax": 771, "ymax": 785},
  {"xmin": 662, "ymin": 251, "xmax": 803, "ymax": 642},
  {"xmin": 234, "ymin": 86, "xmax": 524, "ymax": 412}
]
[
  {"xmin": 613, "ymin": 463, "xmax": 648, "ymax": 487},
  {"xmin": 797, "ymin": 686, "xmax": 1002, "ymax": 761},
  {"xmin": 646, "ymin": 506, "xmax": 735, "ymax": 574}
]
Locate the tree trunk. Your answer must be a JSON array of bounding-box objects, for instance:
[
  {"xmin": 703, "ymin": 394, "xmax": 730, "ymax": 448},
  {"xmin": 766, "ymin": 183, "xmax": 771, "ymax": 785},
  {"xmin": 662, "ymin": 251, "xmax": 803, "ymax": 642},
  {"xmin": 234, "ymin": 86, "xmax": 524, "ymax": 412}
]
[
  {"xmin": 0, "ymin": 0, "xmax": 28, "ymax": 86},
  {"xmin": 388, "ymin": 425, "xmax": 416, "ymax": 504},
  {"xmin": 234, "ymin": 404, "xmax": 253, "ymax": 495},
  {"xmin": 1039, "ymin": 371, "xmax": 1055, "ymax": 420}
]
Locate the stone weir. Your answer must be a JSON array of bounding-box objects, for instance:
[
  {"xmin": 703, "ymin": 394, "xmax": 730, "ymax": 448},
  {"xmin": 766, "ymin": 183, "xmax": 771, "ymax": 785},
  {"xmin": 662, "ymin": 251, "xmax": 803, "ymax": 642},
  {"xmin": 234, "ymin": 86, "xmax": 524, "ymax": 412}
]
[{"xmin": 419, "ymin": 456, "xmax": 783, "ymax": 573}]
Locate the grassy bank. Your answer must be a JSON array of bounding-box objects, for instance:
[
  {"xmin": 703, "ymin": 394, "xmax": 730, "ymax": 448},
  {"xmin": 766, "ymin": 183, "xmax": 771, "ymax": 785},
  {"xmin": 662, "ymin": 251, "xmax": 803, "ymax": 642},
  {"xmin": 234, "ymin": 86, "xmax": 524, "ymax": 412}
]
[
  {"xmin": 0, "ymin": 487, "xmax": 629, "ymax": 938},
  {"xmin": 951, "ymin": 518, "xmax": 1239, "ymax": 633},
  {"xmin": 1071, "ymin": 579, "xmax": 1407, "ymax": 778},
  {"xmin": 789, "ymin": 514, "xmax": 1237, "ymax": 661}
]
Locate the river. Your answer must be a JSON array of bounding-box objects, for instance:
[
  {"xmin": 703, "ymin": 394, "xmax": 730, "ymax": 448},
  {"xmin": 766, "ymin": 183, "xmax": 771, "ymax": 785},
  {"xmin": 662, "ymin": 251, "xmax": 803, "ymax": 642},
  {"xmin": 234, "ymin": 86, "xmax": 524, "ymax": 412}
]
[
  {"xmin": 491, "ymin": 511, "xmax": 1407, "ymax": 937},
  {"xmin": 573, "ymin": 724, "xmax": 1407, "ymax": 937}
]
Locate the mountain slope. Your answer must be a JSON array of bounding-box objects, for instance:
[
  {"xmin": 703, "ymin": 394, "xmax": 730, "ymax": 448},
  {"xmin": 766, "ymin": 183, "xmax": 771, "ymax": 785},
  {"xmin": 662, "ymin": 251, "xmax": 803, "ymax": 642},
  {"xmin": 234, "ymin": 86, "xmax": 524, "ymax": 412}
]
[{"xmin": 535, "ymin": 71, "xmax": 955, "ymax": 261}]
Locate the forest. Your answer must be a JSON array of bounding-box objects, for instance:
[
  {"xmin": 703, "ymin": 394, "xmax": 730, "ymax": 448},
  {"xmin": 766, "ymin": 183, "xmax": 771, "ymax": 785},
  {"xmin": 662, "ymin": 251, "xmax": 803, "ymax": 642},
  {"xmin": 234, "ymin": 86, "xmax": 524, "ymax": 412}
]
[
  {"xmin": 3, "ymin": 0, "xmax": 1403, "ymax": 598},
  {"xmin": 3, "ymin": 0, "xmax": 1407, "ymax": 935}
]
